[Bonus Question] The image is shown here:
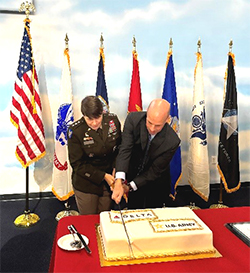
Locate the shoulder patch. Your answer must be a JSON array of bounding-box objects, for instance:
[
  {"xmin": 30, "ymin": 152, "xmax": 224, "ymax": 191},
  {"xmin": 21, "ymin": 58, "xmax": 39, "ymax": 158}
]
[{"xmin": 68, "ymin": 128, "xmax": 73, "ymax": 139}]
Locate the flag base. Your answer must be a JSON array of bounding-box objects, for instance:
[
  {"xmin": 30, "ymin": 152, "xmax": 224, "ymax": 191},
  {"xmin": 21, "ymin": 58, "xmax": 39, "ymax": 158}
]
[
  {"xmin": 210, "ymin": 201, "xmax": 228, "ymax": 209},
  {"xmin": 14, "ymin": 210, "xmax": 40, "ymax": 228},
  {"xmin": 55, "ymin": 209, "xmax": 79, "ymax": 221},
  {"xmin": 185, "ymin": 202, "xmax": 201, "ymax": 210}
]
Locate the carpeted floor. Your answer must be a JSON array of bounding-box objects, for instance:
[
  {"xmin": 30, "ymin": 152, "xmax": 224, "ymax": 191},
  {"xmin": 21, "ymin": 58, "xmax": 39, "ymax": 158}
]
[
  {"xmin": 1, "ymin": 183, "xmax": 249, "ymax": 272},
  {"xmin": 0, "ymin": 195, "xmax": 78, "ymax": 273}
]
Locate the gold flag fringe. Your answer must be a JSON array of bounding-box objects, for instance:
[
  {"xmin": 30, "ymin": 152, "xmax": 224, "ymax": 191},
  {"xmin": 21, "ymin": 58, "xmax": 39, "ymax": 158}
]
[
  {"xmin": 16, "ymin": 150, "xmax": 46, "ymax": 169},
  {"xmin": 188, "ymin": 180, "xmax": 209, "ymax": 202},
  {"xmin": 52, "ymin": 187, "xmax": 74, "ymax": 201},
  {"xmin": 217, "ymin": 165, "xmax": 241, "ymax": 193},
  {"xmin": 169, "ymin": 172, "xmax": 182, "ymax": 200}
]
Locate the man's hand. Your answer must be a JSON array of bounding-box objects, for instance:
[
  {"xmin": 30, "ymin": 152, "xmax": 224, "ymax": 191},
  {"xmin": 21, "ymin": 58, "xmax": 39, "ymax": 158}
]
[{"xmin": 111, "ymin": 178, "xmax": 124, "ymax": 204}]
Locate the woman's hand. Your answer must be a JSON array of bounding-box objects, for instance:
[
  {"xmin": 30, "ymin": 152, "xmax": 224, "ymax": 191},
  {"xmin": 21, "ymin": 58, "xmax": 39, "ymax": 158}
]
[
  {"xmin": 111, "ymin": 179, "xmax": 125, "ymax": 204},
  {"xmin": 104, "ymin": 173, "xmax": 115, "ymax": 190}
]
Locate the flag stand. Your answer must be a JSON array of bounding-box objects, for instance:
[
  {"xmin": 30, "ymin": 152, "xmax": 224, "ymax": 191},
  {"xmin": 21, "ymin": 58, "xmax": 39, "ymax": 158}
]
[
  {"xmin": 210, "ymin": 180, "xmax": 228, "ymax": 209},
  {"xmin": 185, "ymin": 202, "xmax": 200, "ymax": 210},
  {"xmin": 55, "ymin": 200, "xmax": 79, "ymax": 221},
  {"xmin": 14, "ymin": 167, "xmax": 40, "ymax": 228}
]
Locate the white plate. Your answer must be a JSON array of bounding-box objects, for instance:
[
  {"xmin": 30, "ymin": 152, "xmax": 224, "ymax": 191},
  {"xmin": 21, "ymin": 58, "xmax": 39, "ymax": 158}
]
[{"xmin": 57, "ymin": 234, "xmax": 89, "ymax": 251}]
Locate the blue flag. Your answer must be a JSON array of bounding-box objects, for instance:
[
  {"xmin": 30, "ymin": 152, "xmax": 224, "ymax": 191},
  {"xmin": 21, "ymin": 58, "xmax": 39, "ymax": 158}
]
[
  {"xmin": 96, "ymin": 48, "xmax": 109, "ymax": 112},
  {"xmin": 162, "ymin": 51, "xmax": 182, "ymax": 199}
]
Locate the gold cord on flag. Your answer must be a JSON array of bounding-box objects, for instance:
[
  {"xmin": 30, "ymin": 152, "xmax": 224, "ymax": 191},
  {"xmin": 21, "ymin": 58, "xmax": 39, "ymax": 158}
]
[
  {"xmin": 64, "ymin": 49, "xmax": 70, "ymax": 67},
  {"xmin": 132, "ymin": 36, "xmax": 139, "ymax": 61},
  {"xmin": 99, "ymin": 33, "xmax": 105, "ymax": 68},
  {"xmin": 132, "ymin": 50, "xmax": 138, "ymax": 61},
  {"xmin": 64, "ymin": 34, "xmax": 71, "ymax": 67},
  {"xmin": 165, "ymin": 38, "xmax": 173, "ymax": 68},
  {"xmin": 194, "ymin": 52, "xmax": 202, "ymax": 78},
  {"xmin": 194, "ymin": 38, "xmax": 202, "ymax": 77},
  {"xmin": 100, "ymin": 47, "xmax": 105, "ymax": 67},
  {"xmin": 228, "ymin": 52, "xmax": 236, "ymax": 66}
]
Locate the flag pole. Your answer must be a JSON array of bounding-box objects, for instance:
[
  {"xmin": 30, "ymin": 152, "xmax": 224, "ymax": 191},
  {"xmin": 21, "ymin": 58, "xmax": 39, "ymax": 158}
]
[
  {"xmin": 132, "ymin": 35, "xmax": 136, "ymax": 51},
  {"xmin": 13, "ymin": 1, "xmax": 41, "ymax": 228},
  {"xmin": 55, "ymin": 34, "xmax": 79, "ymax": 221},
  {"xmin": 14, "ymin": 166, "xmax": 40, "ymax": 227},
  {"xmin": 210, "ymin": 40, "xmax": 233, "ymax": 209},
  {"xmin": 169, "ymin": 37, "xmax": 173, "ymax": 52}
]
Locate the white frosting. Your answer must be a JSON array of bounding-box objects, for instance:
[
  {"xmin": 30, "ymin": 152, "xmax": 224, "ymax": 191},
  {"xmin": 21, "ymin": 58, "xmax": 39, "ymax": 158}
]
[{"xmin": 99, "ymin": 207, "xmax": 214, "ymax": 260}]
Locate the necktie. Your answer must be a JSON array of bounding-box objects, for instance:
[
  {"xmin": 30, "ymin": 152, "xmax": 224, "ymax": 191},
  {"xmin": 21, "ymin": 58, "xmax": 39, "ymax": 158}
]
[{"xmin": 138, "ymin": 134, "xmax": 152, "ymax": 174}]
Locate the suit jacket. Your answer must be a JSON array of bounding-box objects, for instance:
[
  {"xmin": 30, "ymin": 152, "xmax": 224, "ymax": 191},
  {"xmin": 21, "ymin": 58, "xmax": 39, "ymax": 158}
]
[
  {"xmin": 68, "ymin": 113, "xmax": 121, "ymax": 196},
  {"xmin": 116, "ymin": 111, "xmax": 180, "ymax": 208}
]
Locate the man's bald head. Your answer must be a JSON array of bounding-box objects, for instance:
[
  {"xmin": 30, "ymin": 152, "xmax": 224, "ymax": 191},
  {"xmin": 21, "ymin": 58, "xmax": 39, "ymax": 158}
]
[{"xmin": 146, "ymin": 99, "xmax": 170, "ymax": 135}]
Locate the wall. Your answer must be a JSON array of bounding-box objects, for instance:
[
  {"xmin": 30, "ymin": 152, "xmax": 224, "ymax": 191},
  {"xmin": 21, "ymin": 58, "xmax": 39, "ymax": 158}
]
[{"xmin": 0, "ymin": 0, "xmax": 249, "ymax": 195}]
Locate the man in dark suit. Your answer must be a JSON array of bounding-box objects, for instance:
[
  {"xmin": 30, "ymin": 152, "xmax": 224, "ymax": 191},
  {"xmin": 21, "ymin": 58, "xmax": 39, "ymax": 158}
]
[{"xmin": 112, "ymin": 98, "xmax": 180, "ymax": 209}]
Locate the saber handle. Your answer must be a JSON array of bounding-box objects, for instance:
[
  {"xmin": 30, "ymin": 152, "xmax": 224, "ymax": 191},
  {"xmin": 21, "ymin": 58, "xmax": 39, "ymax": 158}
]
[{"xmin": 70, "ymin": 224, "xmax": 92, "ymax": 254}]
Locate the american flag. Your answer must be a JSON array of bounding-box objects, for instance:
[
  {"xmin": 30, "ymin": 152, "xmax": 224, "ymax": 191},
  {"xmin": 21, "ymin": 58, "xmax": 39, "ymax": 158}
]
[{"xmin": 10, "ymin": 19, "xmax": 46, "ymax": 168}]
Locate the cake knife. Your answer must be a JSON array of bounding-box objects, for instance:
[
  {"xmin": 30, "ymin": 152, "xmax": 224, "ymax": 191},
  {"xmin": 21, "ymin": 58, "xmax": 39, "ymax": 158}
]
[
  {"xmin": 69, "ymin": 224, "xmax": 92, "ymax": 254},
  {"xmin": 118, "ymin": 203, "xmax": 134, "ymax": 258}
]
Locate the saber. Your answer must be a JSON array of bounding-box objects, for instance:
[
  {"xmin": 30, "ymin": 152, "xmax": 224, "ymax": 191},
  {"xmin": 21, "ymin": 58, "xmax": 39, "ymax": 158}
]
[{"xmin": 118, "ymin": 203, "xmax": 134, "ymax": 258}]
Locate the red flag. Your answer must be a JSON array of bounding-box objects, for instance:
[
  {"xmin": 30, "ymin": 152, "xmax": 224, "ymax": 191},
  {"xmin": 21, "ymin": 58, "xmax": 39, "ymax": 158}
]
[
  {"xmin": 10, "ymin": 19, "xmax": 46, "ymax": 168},
  {"xmin": 128, "ymin": 50, "xmax": 142, "ymax": 112}
]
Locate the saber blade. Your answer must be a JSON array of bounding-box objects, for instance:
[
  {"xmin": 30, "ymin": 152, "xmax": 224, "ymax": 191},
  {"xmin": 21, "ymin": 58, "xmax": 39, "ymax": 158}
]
[{"xmin": 118, "ymin": 203, "xmax": 134, "ymax": 258}]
